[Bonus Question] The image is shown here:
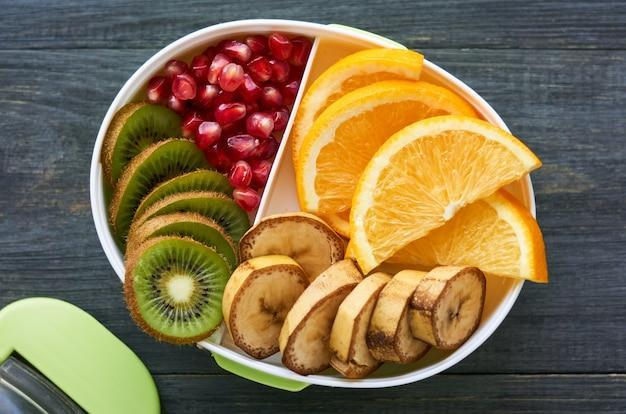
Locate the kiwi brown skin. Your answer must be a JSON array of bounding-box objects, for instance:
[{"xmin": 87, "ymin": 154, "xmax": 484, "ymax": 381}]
[
  {"xmin": 124, "ymin": 236, "xmax": 228, "ymax": 345},
  {"xmin": 102, "ymin": 102, "xmax": 144, "ymax": 185}
]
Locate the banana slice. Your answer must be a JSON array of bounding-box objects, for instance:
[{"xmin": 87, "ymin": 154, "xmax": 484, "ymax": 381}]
[
  {"xmin": 239, "ymin": 212, "xmax": 345, "ymax": 282},
  {"xmin": 329, "ymin": 272, "xmax": 391, "ymax": 378},
  {"xmin": 409, "ymin": 266, "xmax": 486, "ymax": 350},
  {"xmin": 366, "ymin": 270, "xmax": 431, "ymax": 363},
  {"xmin": 222, "ymin": 255, "xmax": 309, "ymax": 359},
  {"xmin": 279, "ymin": 259, "xmax": 362, "ymax": 375}
]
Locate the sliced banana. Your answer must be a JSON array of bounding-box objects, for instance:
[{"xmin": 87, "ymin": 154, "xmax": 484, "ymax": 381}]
[
  {"xmin": 329, "ymin": 272, "xmax": 391, "ymax": 378},
  {"xmin": 222, "ymin": 255, "xmax": 309, "ymax": 359},
  {"xmin": 239, "ymin": 212, "xmax": 345, "ymax": 282},
  {"xmin": 366, "ymin": 270, "xmax": 431, "ymax": 363},
  {"xmin": 279, "ymin": 259, "xmax": 362, "ymax": 375},
  {"xmin": 409, "ymin": 266, "xmax": 486, "ymax": 350}
]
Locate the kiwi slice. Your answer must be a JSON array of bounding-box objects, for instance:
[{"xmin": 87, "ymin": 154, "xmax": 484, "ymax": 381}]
[
  {"xmin": 125, "ymin": 236, "xmax": 229, "ymax": 344},
  {"xmin": 102, "ymin": 103, "xmax": 182, "ymax": 185},
  {"xmin": 132, "ymin": 191, "xmax": 250, "ymax": 242},
  {"xmin": 134, "ymin": 170, "xmax": 232, "ymax": 220},
  {"xmin": 127, "ymin": 212, "xmax": 238, "ymax": 271},
  {"xmin": 109, "ymin": 139, "xmax": 209, "ymax": 244}
]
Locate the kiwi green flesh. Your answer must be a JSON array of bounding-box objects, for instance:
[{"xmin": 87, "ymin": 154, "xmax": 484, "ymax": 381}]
[
  {"xmin": 134, "ymin": 170, "xmax": 232, "ymax": 220},
  {"xmin": 127, "ymin": 237, "xmax": 229, "ymax": 342},
  {"xmin": 136, "ymin": 218, "xmax": 238, "ymax": 271},
  {"xmin": 112, "ymin": 140, "xmax": 209, "ymax": 244},
  {"xmin": 139, "ymin": 193, "xmax": 250, "ymax": 242},
  {"xmin": 110, "ymin": 104, "xmax": 181, "ymax": 184}
]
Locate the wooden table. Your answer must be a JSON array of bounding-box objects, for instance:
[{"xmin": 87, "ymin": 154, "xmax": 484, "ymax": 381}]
[{"xmin": 1, "ymin": 1, "xmax": 625, "ymax": 412}]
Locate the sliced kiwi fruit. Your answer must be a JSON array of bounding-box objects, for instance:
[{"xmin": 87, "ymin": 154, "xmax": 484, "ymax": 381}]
[
  {"xmin": 132, "ymin": 191, "xmax": 250, "ymax": 242},
  {"xmin": 127, "ymin": 212, "xmax": 238, "ymax": 271},
  {"xmin": 125, "ymin": 236, "xmax": 230, "ymax": 344},
  {"xmin": 102, "ymin": 103, "xmax": 182, "ymax": 185},
  {"xmin": 109, "ymin": 139, "xmax": 209, "ymax": 245},
  {"xmin": 134, "ymin": 170, "xmax": 232, "ymax": 220}
]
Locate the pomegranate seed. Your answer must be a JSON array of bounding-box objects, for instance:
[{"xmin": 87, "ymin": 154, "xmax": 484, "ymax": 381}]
[
  {"xmin": 225, "ymin": 134, "xmax": 260, "ymax": 160},
  {"xmin": 167, "ymin": 94, "xmax": 187, "ymax": 114},
  {"xmin": 213, "ymin": 90, "xmax": 237, "ymax": 108},
  {"xmin": 245, "ymin": 101, "xmax": 259, "ymax": 114},
  {"xmin": 246, "ymin": 112, "xmax": 274, "ymax": 139},
  {"xmin": 191, "ymin": 55, "xmax": 211, "ymax": 80},
  {"xmin": 222, "ymin": 120, "xmax": 245, "ymax": 136},
  {"xmin": 208, "ymin": 53, "xmax": 231, "ymax": 84},
  {"xmin": 164, "ymin": 59, "xmax": 188, "ymax": 77},
  {"xmin": 247, "ymin": 56, "xmax": 272, "ymax": 83},
  {"xmin": 269, "ymin": 59, "xmax": 290, "ymax": 83},
  {"xmin": 221, "ymin": 40, "xmax": 252, "ymax": 63},
  {"xmin": 282, "ymin": 80, "xmax": 299, "ymax": 105},
  {"xmin": 205, "ymin": 143, "xmax": 233, "ymax": 172},
  {"xmin": 203, "ymin": 46, "xmax": 217, "ymax": 61},
  {"xmin": 196, "ymin": 121, "xmax": 222, "ymax": 150},
  {"xmin": 233, "ymin": 188, "xmax": 260, "ymax": 212},
  {"xmin": 219, "ymin": 63, "xmax": 244, "ymax": 92},
  {"xmin": 249, "ymin": 159, "xmax": 272, "ymax": 188},
  {"xmin": 239, "ymin": 74, "xmax": 262, "ymax": 103},
  {"xmin": 214, "ymin": 103, "xmax": 246, "ymax": 125},
  {"xmin": 252, "ymin": 136, "xmax": 278, "ymax": 160},
  {"xmin": 146, "ymin": 76, "xmax": 170, "ymax": 104},
  {"xmin": 181, "ymin": 111, "xmax": 205, "ymax": 138},
  {"xmin": 268, "ymin": 33, "xmax": 293, "ymax": 60},
  {"xmin": 194, "ymin": 83, "xmax": 219, "ymax": 109},
  {"xmin": 272, "ymin": 108, "xmax": 290, "ymax": 131},
  {"xmin": 245, "ymin": 35, "xmax": 267, "ymax": 56},
  {"xmin": 229, "ymin": 160, "xmax": 253, "ymax": 188},
  {"xmin": 261, "ymin": 86, "xmax": 283, "ymax": 108},
  {"xmin": 289, "ymin": 37, "xmax": 312, "ymax": 67},
  {"xmin": 172, "ymin": 73, "xmax": 197, "ymax": 100}
]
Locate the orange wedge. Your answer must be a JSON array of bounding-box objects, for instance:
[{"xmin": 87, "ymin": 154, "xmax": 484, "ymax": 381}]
[
  {"xmin": 296, "ymin": 80, "xmax": 476, "ymax": 235},
  {"xmin": 349, "ymin": 115, "xmax": 542, "ymax": 272},
  {"xmin": 292, "ymin": 48, "xmax": 424, "ymax": 163},
  {"xmin": 390, "ymin": 190, "xmax": 548, "ymax": 282}
]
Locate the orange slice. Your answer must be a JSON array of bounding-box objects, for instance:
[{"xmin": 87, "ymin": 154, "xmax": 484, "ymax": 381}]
[
  {"xmin": 350, "ymin": 115, "xmax": 542, "ymax": 272},
  {"xmin": 390, "ymin": 190, "xmax": 548, "ymax": 282},
  {"xmin": 292, "ymin": 48, "xmax": 424, "ymax": 163},
  {"xmin": 296, "ymin": 80, "xmax": 476, "ymax": 233}
]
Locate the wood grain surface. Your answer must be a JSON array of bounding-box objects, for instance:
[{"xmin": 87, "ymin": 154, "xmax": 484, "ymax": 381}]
[{"xmin": 0, "ymin": 1, "xmax": 625, "ymax": 412}]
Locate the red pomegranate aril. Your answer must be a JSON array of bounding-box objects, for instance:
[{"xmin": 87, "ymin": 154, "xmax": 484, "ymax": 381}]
[
  {"xmin": 268, "ymin": 32, "xmax": 293, "ymax": 60},
  {"xmin": 208, "ymin": 53, "xmax": 231, "ymax": 84},
  {"xmin": 272, "ymin": 108, "xmax": 290, "ymax": 131},
  {"xmin": 164, "ymin": 59, "xmax": 188, "ymax": 77},
  {"xmin": 191, "ymin": 55, "xmax": 211, "ymax": 80},
  {"xmin": 245, "ymin": 35, "xmax": 267, "ymax": 56},
  {"xmin": 221, "ymin": 40, "xmax": 252, "ymax": 63},
  {"xmin": 282, "ymin": 80, "xmax": 299, "ymax": 105},
  {"xmin": 253, "ymin": 136, "xmax": 278, "ymax": 160},
  {"xmin": 239, "ymin": 74, "xmax": 262, "ymax": 103},
  {"xmin": 196, "ymin": 121, "xmax": 222, "ymax": 150},
  {"xmin": 247, "ymin": 56, "xmax": 272, "ymax": 83},
  {"xmin": 181, "ymin": 111, "xmax": 205, "ymax": 138},
  {"xmin": 146, "ymin": 76, "xmax": 170, "ymax": 104},
  {"xmin": 213, "ymin": 90, "xmax": 237, "ymax": 108},
  {"xmin": 205, "ymin": 143, "xmax": 233, "ymax": 172},
  {"xmin": 214, "ymin": 102, "xmax": 246, "ymax": 125},
  {"xmin": 269, "ymin": 59, "xmax": 290, "ymax": 83},
  {"xmin": 219, "ymin": 63, "xmax": 245, "ymax": 92},
  {"xmin": 167, "ymin": 94, "xmax": 187, "ymax": 114},
  {"xmin": 194, "ymin": 83, "xmax": 219, "ymax": 109},
  {"xmin": 233, "ymin": 188, "xmax": 260, "ymax": 212},
  {"xmin": 245, "ymin": 101, "xmax": 259, "ymax": 114},
  {"xmin": 246, "ymin": 112, "xmax": 274, "ymax": 139},
  {"xmin": 249, "ymin": 159, "xmax": 272, "ymax": 188},
  {"xmin": 172, "ymin": 73, "xmax": 197, "ymax": 100},
  {"xmin": 222, "ymin": 120, "xmax": 245, "ymax": 136},
  {"xmin": 229, "ymin": 160, "xmax": 253, "ymax": 188},
  {"xmin": 225, "ymin": 134, "xmax": 260, "ymax": 160},
  {"xmin": 289, "ymin": 37, "xmax": 312, "ymax": 67},
  {"xmin": 261, "ymin": 86, "xmax": 283, "ymax": 108},
  {"xmin": 203, "ymin": 46, "xmax": 217, "ymax": 61}
]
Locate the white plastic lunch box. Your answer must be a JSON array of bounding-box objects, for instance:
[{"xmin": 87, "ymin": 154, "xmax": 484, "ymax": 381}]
[{"xmin": 90, "ymin": 19, "xmax": 535, "ymax": 390}]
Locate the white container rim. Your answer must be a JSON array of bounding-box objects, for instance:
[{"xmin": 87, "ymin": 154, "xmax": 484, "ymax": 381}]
[{"xmin": 90, "ymin": 19, "xmax": 532, "ymax": 389}]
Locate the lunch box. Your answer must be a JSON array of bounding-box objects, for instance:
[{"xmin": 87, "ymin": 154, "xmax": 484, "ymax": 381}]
[{"xmin": 90, "ymin": 19, "xmax": 535, "ymax": 391}]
